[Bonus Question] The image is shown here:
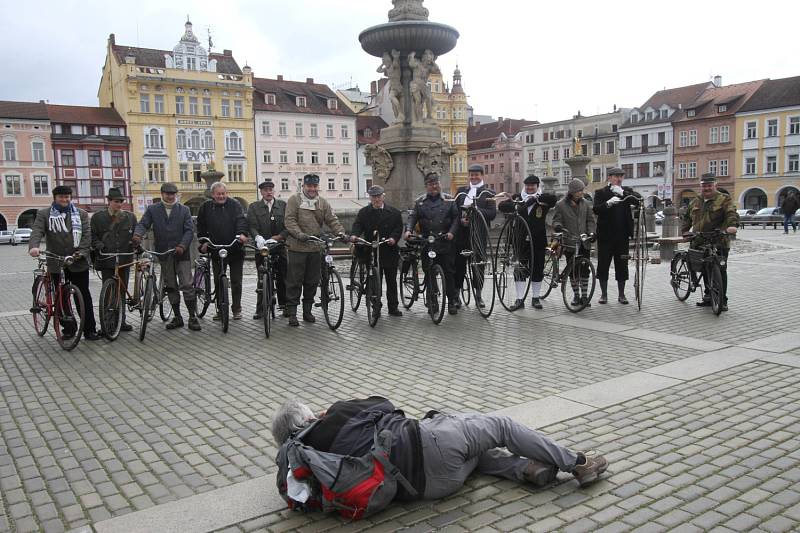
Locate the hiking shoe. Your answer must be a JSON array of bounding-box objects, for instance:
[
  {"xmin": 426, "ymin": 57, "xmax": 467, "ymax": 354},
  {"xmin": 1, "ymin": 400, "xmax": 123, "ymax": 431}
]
[
  {"xmin": 166, "ymin": 316, "xmax": 184, "ymax": 330},
  {"xmin": 618, "ymin": 295, "xmax": 629, "ymax": 305},
  {"xmin": 120, "ymin": 322, "xmax": 133, "ymax": 332},
  {"xmin": 388, "ymin": 308, "xmax": 403, "ymax": 317},
  {"xmin": 572, "ymin": 452, "xmax": 608, "ymax": 487},
  {"xmin": 232, "ymin": 311, "xmax": 242, "ymax": 320},
  {"xmin": 510, "ymin": 299, "xmax": 524, "ymax": 311},
  {"xmin": 188, "ymin": 317, "xmax": 201, "ymax": 331},
  {"xmin": 696, "ymin": 299, "xmax": 711, "ymax": 307},
  {"xmin": 287, "ymin": 315, "xmax": 299, "ymax": 327},
  {"xmin": 253, "ymin": 312, "xmax": 262, "ymax": 320},
  {"xmin": 453, "ymin": 297, "xmax": 462, "ymax": 310},
  {"xmin": 531, "ymin": 298, "xmax": 542, "ymax": 309},
  {"xmin": 475, "ymin": 297, "xmax": 485, "ymax": 309},
  {"xmin": 448, "ymin": 304, "xmax": 458, "ymax": 315},
  {"xmin": 302, "ymin": 312, "xmax": 316, "ymax": 323},
  {"xmin": 598, "ymin": 294, "xmax": 608, "ymax": 304},
  {"xmin": 523, "ymin": 460, "xmax": 558, "ymax": 487}
]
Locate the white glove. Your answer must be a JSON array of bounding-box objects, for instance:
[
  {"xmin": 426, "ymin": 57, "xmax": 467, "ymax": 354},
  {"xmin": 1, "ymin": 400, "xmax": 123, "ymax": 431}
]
[
  {"xmin": 606, "ymin": 196, "xmax": 622, "ymax": 207},
  {"xmin": 610, "ymin": 185, "xmax": 624, "ymax": 196},
  {"xmin": 255, "ymin": 235, "xmax": 267, "ymax": 248}
]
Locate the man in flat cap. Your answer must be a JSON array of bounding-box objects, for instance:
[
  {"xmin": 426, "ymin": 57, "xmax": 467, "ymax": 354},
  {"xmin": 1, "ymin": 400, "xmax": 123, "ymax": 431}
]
[
  {"xmin": 349, "ymin": 185, "xmax": 404, "ymax": 317},
  {"xmin": 404, "ymin": 172, "xmax": 460, "ymax": 315},
  {"xmin": 284, "ymin": 174, "xmax": 345, "ymax": 327},
  {"xmin": 91, "ymin": 187, "xmax": 137, "ymax": 334},
  {"xmin": 552, "ymin": 179, "xmax": 596, "ymax": 307},
  {"xmin": 680, "ymin": 173, "xmax": 738, "ymax": 311},
  {"xmin": 133, "ymin": 182, "xmax": 200, "ymax": 331},
  {"xmin": 593, "ymin": 167, "xmax": 641, "ymax": 304},
  {"xmin": 248, "ymin": 180, "xmax": 288, "ymax": 320},
  {"xmin": 29, "ymin": 185, "xmax": 101, "ymax": 341},
  {"xmin": 453, "ymin": 164, "xmax": 496, "ymax": 309},
  {"xmin": 498, "ymin": 175, "xmax": 558, "ymax": 310}
]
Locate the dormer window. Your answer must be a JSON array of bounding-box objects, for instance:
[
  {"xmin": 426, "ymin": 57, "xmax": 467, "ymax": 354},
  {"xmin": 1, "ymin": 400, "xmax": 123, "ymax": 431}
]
[
  {"xmin": 687, "ymin": 109, "xmax": 696, "ymax": 117},
  {"xmin": 266, "ymin": 93, "xmax": 276, "ymax": 105},
  {"xmin": 296, "ymin": 96, "xmax": 307, "ymax": 108},
  {"xmin": 365, "ymin": 128, "xmax": 373, "ymax": 138},
  {"xmin": 327, "ymin": 98, "xmax": 338, "ymax": 110},
  {"xmin": 660, "ymin": 109, "xmax": 668, "ymax": 119},
  {"xmin": 718, "ymin": 104, "xmax": 727, "ymax": 113},
  {"xmin": 631, "ymin": 114, "xmax": 639, "ymax": 123},
  {"xmin": 646, "ymin": 112, "xmax": 653, "ymax": 121}
]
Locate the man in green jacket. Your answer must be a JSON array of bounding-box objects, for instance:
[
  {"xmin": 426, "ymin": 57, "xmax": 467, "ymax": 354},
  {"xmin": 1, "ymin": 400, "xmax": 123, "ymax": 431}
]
[{"xmin": 247, "ymin": 180, "xmax": 288, "ymax": 319}]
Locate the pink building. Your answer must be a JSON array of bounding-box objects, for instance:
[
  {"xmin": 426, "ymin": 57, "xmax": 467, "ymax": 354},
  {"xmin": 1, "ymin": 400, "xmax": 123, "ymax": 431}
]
[
  {"xmin": 0, "ymin": 101, "xmax": 54, "ymax": 230},
  {"xmin": 468, "ymin": 118, "xmax": 535, "ymax": 194}
]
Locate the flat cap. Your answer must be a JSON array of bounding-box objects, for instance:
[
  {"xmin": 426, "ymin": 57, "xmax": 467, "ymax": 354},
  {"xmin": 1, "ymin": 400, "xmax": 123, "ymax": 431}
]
[
  {"xmin": 160, "ymin": 182, "xmax": 178, "ymax": 193},
  {"xmin": 608, "ymin": 167, "xmax": 625, "ymax": 176},
  {"xmin": 303, "ymin": 174, "xmax": 320, "ymax": 185},
  {"xmin": 523, "ymin": 174, "xmax": 540, "ymax": 185},
  {"xmin": 367, "ymin": 185, "xmax": 385, "ymax": 196},
  {"xmin": 468, "ymin": 164, "xmax": 484, "ymax": 174},
  {"xmin": 568, "ymin": 178, "xmax": 585, "ymax": 194},
  {"xmin": 700, "ymin": 173, "xmax": 717, "ymax": 183},
  {"xmin": 258, "ymin": 180, "xmax": 275, "ymax": 189},
  {"xmin": 424, "ymin": 172, "xmax": 440, "ymax": 183},
  {"xmin": 52, "ymin": 185, "xmax": 73, "ymax": 196},
  {"xmin": 106, "ymin": 187, "xmax": 125, "ymax": 200}
]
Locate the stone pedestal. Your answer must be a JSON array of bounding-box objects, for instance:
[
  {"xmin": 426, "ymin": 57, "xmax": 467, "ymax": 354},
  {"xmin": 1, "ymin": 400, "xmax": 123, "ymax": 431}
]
[{"xmin": 564, "ymin": 155, "xmax": 592, "ymax": 184}]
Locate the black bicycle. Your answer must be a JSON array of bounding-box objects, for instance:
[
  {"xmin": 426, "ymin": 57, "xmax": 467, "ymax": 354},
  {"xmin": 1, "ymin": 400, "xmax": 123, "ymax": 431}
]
[
  {"xmin": 547, "ymin": 230, "xmax": 597, "ymax": 313},
  {"xmin": 248, "ymin": 239, "xmax": 285, "ymax": 338},
  {"xmin": 494, "ymin": 194, "xmax": 535, "ymax": 311},
  {"xmin": 198, "ymin": 237, "xmax": 240, "ymax": 333},
  {"xmin": 402, "ymin": 234, "xmax": 448, "ymax": 324},
  {"xmin": 307, "ymin": 234, "xmax": 346, "ymax": 330},
  {"xmin": 351, "ymin": 233, "xmax": 390, "ymax": 328},
  {"xmin": 670, "ymin": 230, "xmax": 727, "ymax": 315}
]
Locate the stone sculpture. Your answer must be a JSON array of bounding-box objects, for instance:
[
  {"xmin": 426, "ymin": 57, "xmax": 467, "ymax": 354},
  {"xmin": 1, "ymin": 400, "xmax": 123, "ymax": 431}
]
[
  {"xmin": 377, "ymin": 50, "xmax": 405, "ymax": 123},
  {"xmin": 408, "ymin": 49, "xmax": 437, "ymax": 125},
  {"xmin": 388, "ymin": 0, "xmax": 429, "ymax": 21},
  {"xmin": 417, "ymin": 142, "xmax": 455, "ymax": 177},
  {"xmin": 364, "ymin": 144, "xmax": 394, "ymax": 182}
]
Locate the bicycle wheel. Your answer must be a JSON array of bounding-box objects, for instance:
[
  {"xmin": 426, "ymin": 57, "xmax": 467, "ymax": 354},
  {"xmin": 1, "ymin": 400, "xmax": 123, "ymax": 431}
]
[
  {"xmin": 55, "ymin": 284, "xmax": 84, "ymax": 351},
  {"xmin": 468, "ymin": 208, "xmax": 495, "ymax": 317},
  {"xmin": 541, "ymin": 251, "xmax": 560, "ymax": 299},
  {"xmin": 31, "ymin": 275, "xmax": 50, "ymax": 336},
  {"xmin": 494, "ymin": 216, "xmax": 533, "ymax": 312},
  {"xmin": 220, "ymin": 276, "xmax": 230, "ymax": 333},
  {"xmin": 634, "ymin": 210, "xmax": 648, "ymax": 311},
  {"xmin": 158, "ymin": 270, "xmax": 172, "ymax": 321},
  {"xmin": 349, "ymin": 260, "xmax": 365, "ymax": 312},
  {"xmin": 428, "ymin": 264, "xmax": 446, "ymax": 324},
  {"xmin": 460, "ymin": 262, "xmax": 471, "ymax": 307},
  {"xmin": 708, "ymin": 262, "xmax": 724, "ymax": 316},
  {"xmin": 322, "ymin": 268, "xmax": 345, "ymax": 330},
  {"xmin": 138, "ymin": 275, "xmax": 155, "ymax": 342},
  {"xmin": 195, "ymin": 266, "xmax": 211, "ymax": 318},
  {"xmin": 562, "ymin": 256, "xmax": 596, "ymax": 313},
  {"xmin": 366, "ymin": 267, "xmax": 380, "ymax": 328},
  {"xmin": 670, "ymin": 253, "xmax": 692, "ymax": 301},
  {"xmin": 261, "ymin": 270, "xmax": 272, "ymax": 338},
  {"xmin": 399, "ymin": 259, "xmax": 419, "ymax": 310},
  {"xmin": 99, "ymin": 278, "xmax": 123, "ymax": 341}
]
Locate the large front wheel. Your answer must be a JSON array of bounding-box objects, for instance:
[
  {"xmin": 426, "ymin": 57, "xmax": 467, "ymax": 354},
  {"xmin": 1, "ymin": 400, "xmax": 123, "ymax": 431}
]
[
  {"xmin": 428, "ymin": 264, "xmax": 446, "ymax": 325},
  {"xmin": 99, "ymin": 278, "xmax": 123, "ymax": 341},
  {"xmin": 494, "ymin": 216, "xmax": 533, "ymax": 311},
  {"xmin": 468, "ymin": 209, "xmax": 495, "ymax": 317},
  {"xmin": 562, "ymin": 256, "xmax": 596, "ymax": 313},
  {"xmin": 670, "ymin": 253, "xmax": 692, "ymax": 301},
  {"xmin": 56, "ymin": 284, "xmax": 84, "ymax": 351},
  {"xmin": 31, "ymin": 275, "xmax": 50, "ymax": 336},
  {"xmin": 322, "ymin": 269, "xmax": 345, "ymax": 330},
  {"xmin": 399, "ymin": 259, "xmax": 419, "ymax": 310}
]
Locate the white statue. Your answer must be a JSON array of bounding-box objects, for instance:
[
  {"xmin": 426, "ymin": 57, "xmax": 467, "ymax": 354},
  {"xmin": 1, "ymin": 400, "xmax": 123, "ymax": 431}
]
[
  {"xmin": 408, "ymin": 49, "xmax": 437, "ymax": 125},
  {"xmin": 378, "ymin": 50, "xmax": 404, "ymax": 123}
]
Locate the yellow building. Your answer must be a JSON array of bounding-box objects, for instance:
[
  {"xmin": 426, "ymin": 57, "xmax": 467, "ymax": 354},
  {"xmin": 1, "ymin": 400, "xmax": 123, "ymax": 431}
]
[
  {"xmin": 734, "ymin": 76, "xmax": 800, "ymax": 210},
  {"xmin": 429, "ymin": 66, "xmax": 469, "ymax": 191},
  {"xmin": 98, "ymin": 20, "xmax": 255, "ymax": 215}
]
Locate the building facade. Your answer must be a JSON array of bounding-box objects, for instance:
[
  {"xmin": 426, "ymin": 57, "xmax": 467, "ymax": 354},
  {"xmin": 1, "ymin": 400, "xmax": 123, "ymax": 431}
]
[
  {"xmin": 735, "ymin": 76, "xmax": 800, "ymax": 210},
  {"xmin": 98, "ymin": 21, "xmax": 255, "ymax": 215},
  {"xmin": 356, "ymin": 116, "xmax": 388, "ymax": 198},
  {"xmin": 0, "ymin": 101, "xmax": 53, "ymax": 230},
  {"xmin": 253, "ymin": 76, "xmax": 358, "ymax": 201},
  {"xmin": 468, "ymin": 118, "xmax": 534, "ymax": 194},
  {"xmin": 47, "ymin": 105, "xmax": 131, "ymax": 212},
  {"xmin": 336, "ymin": 87, "xmax": 372, "ymax": 114},
  {"xmin": 429, "ymin": 66, "xmax": 469, "ymax": 191}
]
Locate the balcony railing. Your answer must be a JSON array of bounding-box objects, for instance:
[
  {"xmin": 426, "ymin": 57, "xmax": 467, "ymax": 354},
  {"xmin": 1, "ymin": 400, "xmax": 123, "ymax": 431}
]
[{"xmin": 619, "ymin": 144, "xmax": 668, "ymax": 157}]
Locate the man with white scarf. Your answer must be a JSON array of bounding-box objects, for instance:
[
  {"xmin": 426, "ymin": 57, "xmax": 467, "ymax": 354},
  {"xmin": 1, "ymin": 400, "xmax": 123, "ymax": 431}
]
[
  {"xmin": 453, "ymin": 164, "xmax": 496, "ymax": 308},
  {"xmin": 29, "ymin": 185, "xmax": 101, "ymax": 341}
]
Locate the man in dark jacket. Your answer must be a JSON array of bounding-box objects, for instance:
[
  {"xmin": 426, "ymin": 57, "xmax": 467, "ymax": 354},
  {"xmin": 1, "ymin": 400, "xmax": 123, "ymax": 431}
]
[
  {"xmin": 592, "ymin": 167, "xmax": 641, "ymax": 305},
  {"xmin": 197, "ymin": 182, "xmax": 249, "ymax": 321},
  {"xmin": 349, "ymin": 186, "xmax": 404, "ymax": 317},
  {"xmin": 247, "ymin": 180, "xmax": 288, "ymax": 320},
  {"xmin": 404, "ymin": 173, "xmax": 460, "ymax": 315},
  {"xmin": 272, "ymin": 397, "xmax": 608, "ymax": 504},
  {"xmin": 91, "ymin": 187, "xmax": 137, "ymax": 333},
  {"xmin": 133, "ymin": 182, "xmax": 199, "ymax": 331},
  {"xmin": 29, "ymin": 186, "xmax": 101, "ymax": 341},
  {"xmin": 498, "ymin": 175, "xmax": 558, "ymax": 310},
  {"xmin": 454, "ymin": 164, "xmax": 496, "ymax": 309},
  {"xmin": 781, "ymin": 190, "xmax": 799, "ymax": 234}
]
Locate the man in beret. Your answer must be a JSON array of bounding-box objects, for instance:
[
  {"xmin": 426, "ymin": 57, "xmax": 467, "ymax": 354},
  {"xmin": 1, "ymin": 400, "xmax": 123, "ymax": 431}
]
[
  {"xmin": 91, "ymin": 187, "xmax": 137, "ymax": 333},
  {"xmin": 552, "ymin": 179, "xmax": 596, "ymax": 307},
  {"xmin": 349, "ymin": 185, "xmax": 404, "ymax": 317},
  {"xmin": 453, "ymin": 164, "xmax": 496, "ymax": 309},
  {"xmin": 248, "ymin": 180, "xmax": 289, "ymax": 320},
  {"xmin": 284, "ymin": 174, "xmax": 345, "ymax": 327},
  {"xmin": 592, "ymin": 167, "xmax": 641, "ymax": 305},
  {"xmin": 29, "ymin": 185, "xmax": 101, "ymax": 341},
  {"xmin": 133, "ymin": 182, "xmax": 200, "ymax": 331},
  {"xmin": 680, "ymin": 173, "xmax": 739, "ymax": 311}
]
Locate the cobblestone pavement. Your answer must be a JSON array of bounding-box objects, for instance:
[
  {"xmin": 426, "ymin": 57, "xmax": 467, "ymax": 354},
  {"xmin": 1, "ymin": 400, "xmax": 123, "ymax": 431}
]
[{"xmin": 0, "ymin": 229, "xmax": 799, "ymax": 532}]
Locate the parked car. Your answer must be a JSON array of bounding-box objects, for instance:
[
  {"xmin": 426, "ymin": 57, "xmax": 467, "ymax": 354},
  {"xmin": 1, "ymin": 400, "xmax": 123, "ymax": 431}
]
[
  {"xmin": 655, "ymin": 210, "xmax": 664, "ymax": 225},
  {"xmin": 737, "ymin": 209, "xmax": 757, "ymax": 217},
  {"xmin": 0, "ymin": 230, "xmax": 12, "ymax": 244},
  {"xmin": 750, "ymin": 207, "xmax": 783, "ymax": 228},
  {"xmin": 10, "ymin": 228, "xmax": 32, "ymax": 245}
]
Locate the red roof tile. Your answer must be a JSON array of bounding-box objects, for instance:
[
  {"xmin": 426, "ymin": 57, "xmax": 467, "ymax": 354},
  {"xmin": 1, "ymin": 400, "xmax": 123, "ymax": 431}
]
[
  {"xmin": 46, "ymin": 104, "xmax": 126, "ymax": 126},
  {"xmin": 467, "ymin": 118, "xmax": 535, "ymax": 151},
  {"xmin": 252, "ymin": 77, "xmax": 355, "ymax": 117},
  {"xmin": 0, "ymin": 100, "xmax": 49, "ymax": 120},
  {"xmin": 111, "ymin": 44, "xmax": 242, "ymax": 75},
  {"xmin": 738, "ymin": 75, "xmax": 800, "ymax": 112},
  {"xmin": 674, "ymin": 80, "xmax": 766, "ymax": 122}
]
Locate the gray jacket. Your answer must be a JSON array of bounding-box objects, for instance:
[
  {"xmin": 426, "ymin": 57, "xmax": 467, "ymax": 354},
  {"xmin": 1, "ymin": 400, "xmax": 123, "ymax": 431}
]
[
  {"xmin": 134, "ymin": 202, "xmax": 194, "ymax": 261},
  {"xmin": 247, "ymin": 198, "xmax": 288, "ymax": 241},
  {"xmin": 552, "ymin": 196, "xmax": 596, "ymax": 250},
  {"xmin": 91, "ymin": 209, "xmax": 138, "ymax": 270},
  {"xmin": 29, "ymin": 206, "xmax": 91, "ymax": 273}
]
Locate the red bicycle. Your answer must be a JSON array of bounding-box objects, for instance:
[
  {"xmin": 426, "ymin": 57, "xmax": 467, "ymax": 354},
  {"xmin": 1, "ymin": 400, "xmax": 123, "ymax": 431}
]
[{"xmin": 30, "ymin": 252, "xmax": 86, "ymax": 351}]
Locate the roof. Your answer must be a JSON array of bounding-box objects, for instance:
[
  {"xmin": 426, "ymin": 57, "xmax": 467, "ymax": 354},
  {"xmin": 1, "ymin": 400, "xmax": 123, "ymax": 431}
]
[
  {"xmin": 467, "ymin": 118, "xmax": 537, "ymax": 151},
  {"xmin": 622, "ymin": 82, "xmax": 711, "ymax": 128},
  {"xmin": 111, "ymin": 44, "xmax": 243, "ymax": 75},
  {"xmin": 252, "ymin": 77, "xmax": 355, "ymax": 117},
  {"xmin": 674, "ymin": 80, "xmax": 766, "ymax": 122},
  {"xmin": 46, "ymin": 104, "xmax": 126, "ymax": 125},
  {"xmin": 0, "ymin": 100, "xmax": 49, "ymax": 120},
  {"xmin": 338, "ymin": 88, "xmax": 371, "ymax": 105},
  {"xmin": 738, "ymin": 76, "xmax": 800, "ymax": 113},
  {"xmin": 357, "ymin": 116, "xmax": 387, "ymax": 144}
]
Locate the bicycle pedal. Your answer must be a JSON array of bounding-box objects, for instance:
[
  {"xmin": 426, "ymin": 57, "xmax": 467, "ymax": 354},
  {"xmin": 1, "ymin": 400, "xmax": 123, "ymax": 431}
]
[{"xmin": 29, "ymin": 307, "xmax": 41, "ymax": 314}]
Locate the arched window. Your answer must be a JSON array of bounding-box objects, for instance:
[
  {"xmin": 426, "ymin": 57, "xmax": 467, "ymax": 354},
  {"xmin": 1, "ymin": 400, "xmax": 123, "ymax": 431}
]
[
  {"xmin": 204, "ymin": 130, "xmax": 214, "ymax": 149},
  {"xmin": 227, "ymin": 132, "xmax": 241, "ymax": 151},
  {"xmin": 190, "ymin": 130, "xmax": 200, "ymax": 149},
  {"xmin": 177, "ymin": 130, "xmax": 187, "ymax": 149},
  {"xmin": 149, "ymin": 128, "xmax": 160, "ymax": 149}
]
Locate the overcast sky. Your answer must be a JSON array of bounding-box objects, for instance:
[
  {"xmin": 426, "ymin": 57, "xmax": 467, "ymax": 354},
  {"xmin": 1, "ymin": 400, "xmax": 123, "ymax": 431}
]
[{"xmin": 1, "ymin": 0, "xmax": 797, "ymax": 124}]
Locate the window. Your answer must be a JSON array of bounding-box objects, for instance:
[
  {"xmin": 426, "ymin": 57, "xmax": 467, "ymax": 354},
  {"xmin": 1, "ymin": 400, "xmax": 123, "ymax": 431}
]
[
  {"xmin": 151, "ymin": 94, "xmax": 164, "ymax": 114},
  {"xmin": 279, "ymin": 122, "xmax": 287, "ymax": 136},
  {"xmin": 175, "ymin": 96, "xmax": 185, "ymax": 115},
  {"xmin": 226, "ymin": 132, "xmax": 242, "ymax": 151},
  {"xmin": 189, "ymin": 96, "xmax": 198, "ymax": 115},
  {"xmin": 228, "ymin": 164, "xmax": 243, "ymax": 182},
  {"xmin": 326, "ymin": 124, "xmax": 334, "ymax": 138},
  {"xmin": 679, "ymin": 162, "xmax": 687, "ymax": 179},
  {"xmin": 111, "ymin": 152, "xmax": 124, "ymax": 167},
  {"xmin": 234, "ymin": 100, "xmax": 243, "ymax": 118},
  {"xmin": 343, "ymin": 178, "xmax": 351, "ymax": 191},
  {"xmin": 310, "ymin": 123, "xmax": 318, "ymax": 137},
  {"xmin": 179, "ymin": 163, "xmax": 189, "ymax": 182},
  {"xmin": 341, "ymin": 125, "xmax": 349, "ymax": 139},
  {"xmin": 204, "ymin": 130, "xmax": 214, "ymax": 149},
  {"xmin": 688, "ymin": 161, "xmax": 697, "ymax": 178},
  {"xmin": 789, "ymin": 154, "xmax": 799, "ymax": 173},
  {"xmin": 140, "ymin": 94, "xmax": 150, "ymax": 113},
  {"xmin": 61, "ymin": 149, "xmax": 75, "ymax": 166},
  {"xmin": 660, "ymin": 109, "xmax": 668, "ymax": 119},
  {"xmin": 689, "ymin": 130, "xmax": 697, "ymax": 146},
  {"xmin": 489, "ymin": 164, "xmax": 495, "ymax": 174},
  {"xmin": 499, "ymin": 163, "xmax": 505, "ymax": 172},
  {"xmin": 720, "ymin": 125, "xmax": 729, "ymax": 143},
  {"xmin": 592, "ymin": 168, "xmax": 601, "ymax": 182},
  {"xmin": 327, "ymin": 99, "xmax": 338, "ymax": 110},
  {"xmin": 279, "ymin": 150, "xmax": 288, "ymax": 163},
  {"xmin": 177, "ymin": 130, "xmax": 187, "ymax": 149},
  {"xmin": 637, "ymin": 162, "xmax": 650, "ymax": 178},
  {"xmin": 108, "ymin": 127, "xmax": 121, "ymax": 136},
  {"xmin": 592, "ymin": 142, "xmax": 601, "ymax": 156},
  {"xmin": 342, "ymin": 152, "xmax": 350, "ymax": 165},
  {"xmin": 263, "ymin": 150, "xmax": 272, "ymax": 163},
  {"xmin": 631, "ymin": 114, "xmax": 638, "ymax": 124},
  {"xmin": 327, "ymin": 152, "xmax": 335, "ymax": 164},
  {"xmin": 552, "ymin": 149, "xmax": 559, "ymax": 161},
  {"xmin": 766, "ymin": 155, "xmax": 777, "ymax": 173},
  {"xmin": 33, "ymin": 175, "xmax": 48, "ymax": 195},
  {"xmin": 746, "ymin": 121, "xmax": 757, "ymax": 139},
  {"xmin": 202, "ymin": 97, "xmax": 211, "ymax": 116},
  {"xmin": 190, "ymin": 130, "xmax": 200, "ymax": 149},
  {"xmin": 147, "ymin": 162, "xmax": 165, "ymax": 183},
  {"xmin": 265, "ymin": 93, "xmax": 276, "ymax": 105},
  {"xmin": 606, "ymin": 141, "xmax": 615, "ymax": 154},
  {"xmin": 32, "ymin": 141, "xmax": 45, "ymax": 162},
  {"xmin": 311, "ymin": 151, "xmax": 319, "ymax": 164},
  {"xmin": 708, "ymin": 160, "xmax": 717, "ymax": 176},
  {"xmin": 719, "ymin": 159, "xmax": 728, "ymax": 176},
  {"xmin": 679, "ymin": 131, "xmax": 687, "ymax": 147},
  {"xmin": 646, "ymin": 112, "xmax": 653, "ymax": 121},
  {"xmin": 542, "ymin": 149, "xmax": 549, "ymax": 161},
  {"xmin": 4, "ymin": 175, "xmax": 21, "ymax": 195},
  {"xmin": 745, "ymin": 157, "xmax": 756, "ymax": 174},
  {"xmin": 514, "ymin": 162, "xmax": 520, "ymax": 172},
  {"xmin": 790, "ymin": 117, "xmax": 800, "ymax": 135},
  {"xmin": 296, "ymin": 96, "xmax": 306, "ymax": 107},
  {"xmin": 147, "ymin": 128, "xmax": 163, "ymax": 149},
  {"xmin": 767, "ymin": 119, "xmax": 778, "ymax": 137},
  {"xmin": 88, "ymin": 150, "xmax": 101, "ymax": 167},
  {"xmin": 687, "ymin": 109, "xmax": 696, "ymax": 117},
  {"xmin": 563, "ymin": 148, "xmax": 570, "ymax": 159},
  {"xmin": 328, "ymin": 177, "xmax": 336, "ymax": 190},
  {"xmin": 281, "ymin": 177, "xmax": 289, "ymax": 191},
  {"xmin": 296, "ymin": 151, "xmax": 304, "ymax": 164},
  {"xmin": 718, "ymin": 104, "xmax": 727, "ymax": 113},
  {"xmin": 261, "ymin": 121, "xmax": 271, "ymax": 135},
  {"xmin": 622, "ymin": 164, "xmax": 634, "ymax": 178},
  {"xmin": 710, "ymin": 127, "xmax": 719, "ymax": 144},
  {"xmin": 295, "ymin": 122, "xmax": 304, "ymax": 137},
  {"xmin": 221, "ymin": 99, "xmax": 230, "ymax": 117},
  {"xmin": 625, "ymin": 136, "xmax": 633, "ymax": 149}
]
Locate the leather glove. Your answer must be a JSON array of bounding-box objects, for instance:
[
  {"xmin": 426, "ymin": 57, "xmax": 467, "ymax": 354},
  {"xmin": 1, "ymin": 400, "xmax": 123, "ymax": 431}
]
[
  {"xmin": 610, "ymin": 185, "xmax": 624, "ymax": 196},
  {"xmin": 175, "ymin": 244, "xmax": 185, "ymax": 256},
  {"xmin": 553, "ymin": 224, "xmax": 563, "ymax": 233},
  {"xmin": 606, "ymin": 196, "xmax": 622, "ymax": 207},
  {"xmin": 297, "ymin": 233, "xmax": 310, "ymax": 242}
]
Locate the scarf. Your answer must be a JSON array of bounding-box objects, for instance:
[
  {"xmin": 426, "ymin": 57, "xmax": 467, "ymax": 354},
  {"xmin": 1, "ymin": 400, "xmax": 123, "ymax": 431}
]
[
  {"xmin": 49, "ymin": 202, "xmax": 81, "ymax": 247},
  {"xmin": 162, "ymin": 198, "xmax": 177, "ymax": 217},
  {"xmin": 299, "ymin": 193, "xmax": 318, "ymax": 211},
  {"xmin": 463, "ymin": 180, "xmax": 485, "ymax": 207},
  {"xmin": 520, "ymin": 189, "xmax": 541, "ymax": 215}
]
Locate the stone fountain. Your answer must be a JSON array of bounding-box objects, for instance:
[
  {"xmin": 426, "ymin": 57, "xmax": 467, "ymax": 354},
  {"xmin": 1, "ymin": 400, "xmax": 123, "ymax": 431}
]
[
  {"xmin": 359, "ymin": 0, "xmax": 459, "ymax": 209},
  {"xmin": 564, "ymin": 136, "xmax": 592, "ymax": 185},
  {"xmin": 199, "ymin": 162, "xmax": 224, "ymax": 198}
]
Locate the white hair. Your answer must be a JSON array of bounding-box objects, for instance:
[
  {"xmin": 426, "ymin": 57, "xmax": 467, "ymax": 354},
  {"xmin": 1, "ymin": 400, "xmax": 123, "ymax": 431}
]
[
  {"xmin": 271, "ymin": 399, "xmax": 316, "ymax": 445},
  {"xmin": 210, "ymin": 181, "xmax": 227, "ymax": 193}
]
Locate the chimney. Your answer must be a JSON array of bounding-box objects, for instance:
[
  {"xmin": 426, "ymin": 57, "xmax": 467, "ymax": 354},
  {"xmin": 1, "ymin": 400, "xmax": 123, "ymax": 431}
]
[
  {"xmin": 109, "ymin": 33, "xmax": 115, "ymax": 46},
  {"xmin": 306, "ymin": 77, "xmax": 314, "ymax": 84},
  {"xmin": 223, "ymin": 49, "xmax": 232, "ymax": 57},
  {"xmin": 370, "ymin": 80, "xmax": 377, "ymax": 95},
  {"xmin": 713, "ymin": 75, "xmax": 722, "ymax": 87},
  {"xmin": 498, "ymin": 116, "xmax": 504, "ymax": 123},
  {"xmin": 277, "ymin": 74, "xmax": 284, "ymax": 81},
  {"xmin": 613, "ymin": 104, "xmax": 617, "ymax": 112}
]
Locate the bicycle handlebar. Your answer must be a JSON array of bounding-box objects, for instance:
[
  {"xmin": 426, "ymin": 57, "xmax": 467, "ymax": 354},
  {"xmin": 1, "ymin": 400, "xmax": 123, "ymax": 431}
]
[
  {"xmin": 198, "ymin": 237, "xmax": 240, "ymax": 248},
  {"xmin": 39, "ymin": 251, "xmax": 76, "ymax": 266},
  {"xmin": 352, "ymin": 236, "xmax": 391, "ymax": 247},
  {"xmin": 449, "ymin": 190, "xmax": 496, "ymax": 203}
]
